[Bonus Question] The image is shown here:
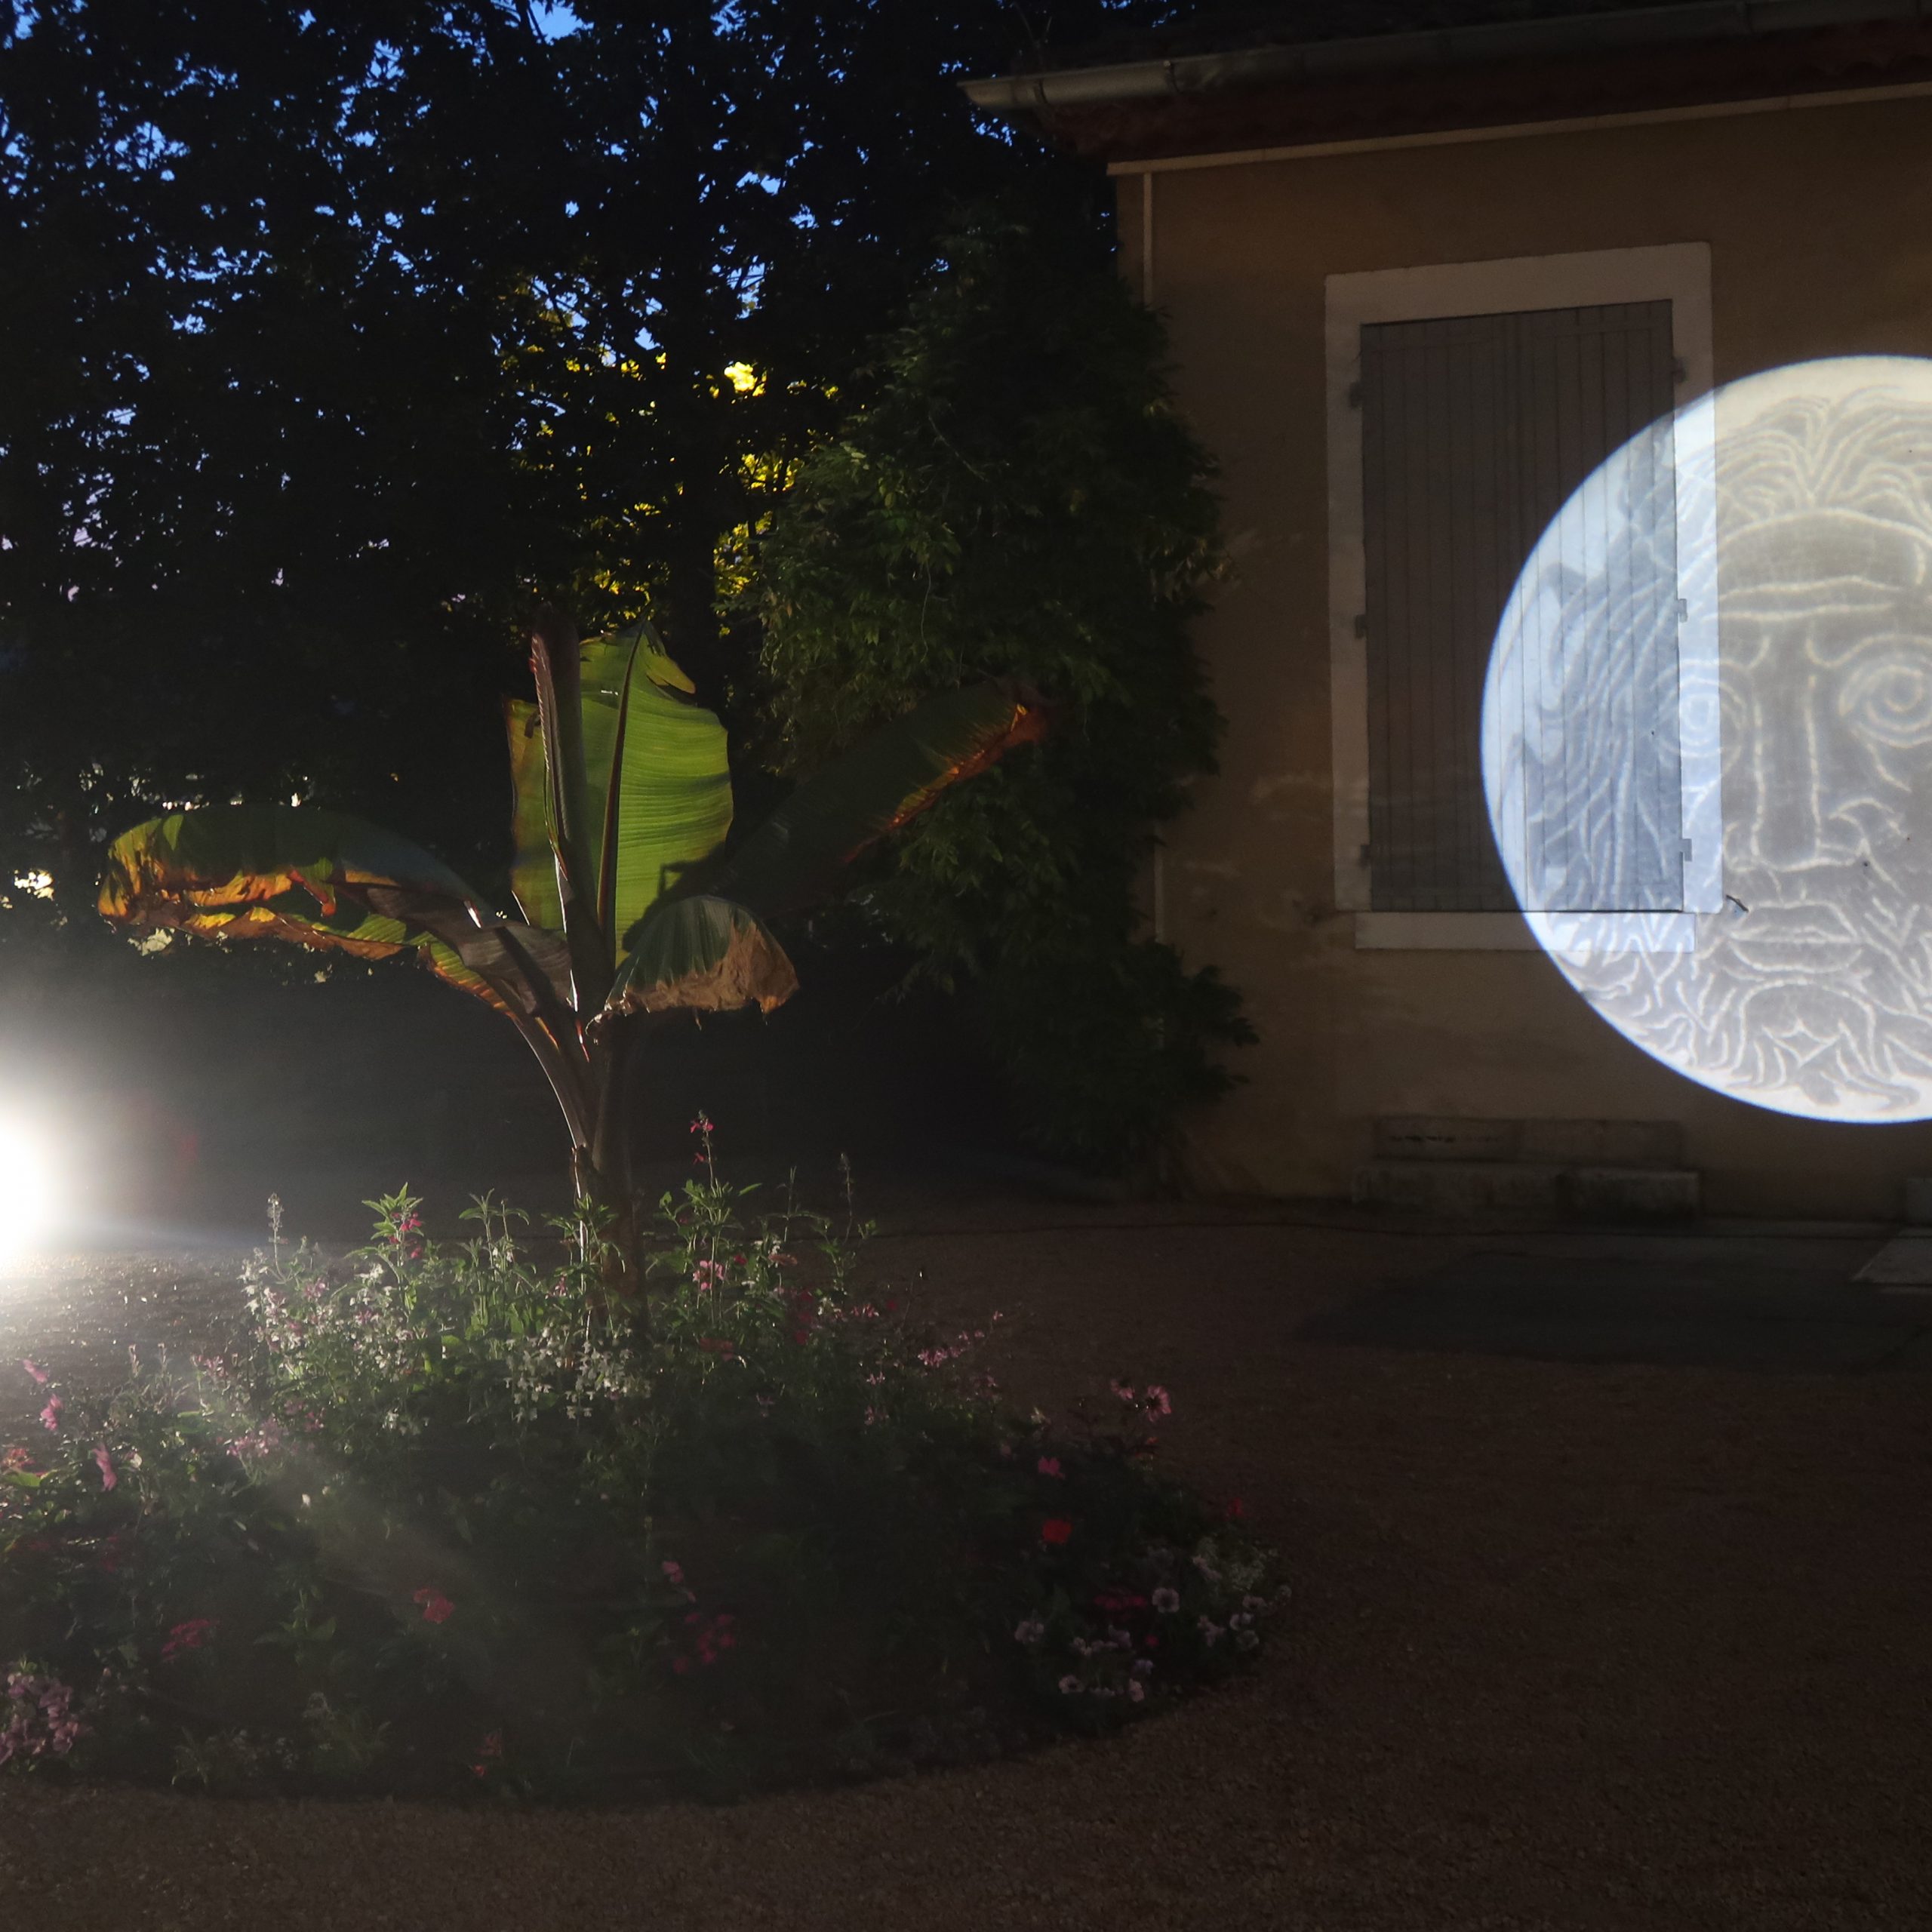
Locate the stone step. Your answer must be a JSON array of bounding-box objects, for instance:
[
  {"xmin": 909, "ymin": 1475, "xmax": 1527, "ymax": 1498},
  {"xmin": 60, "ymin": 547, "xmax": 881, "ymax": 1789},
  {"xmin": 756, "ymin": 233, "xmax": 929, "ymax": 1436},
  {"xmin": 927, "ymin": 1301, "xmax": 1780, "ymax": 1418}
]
[
  {"xmin": 1373, "ymin": 1115, "xmax": 1685, "ymax": 1169},
  {"xmin": 1353, "ymin": 1159, "xmax": 1699, "ymax": 1223}
]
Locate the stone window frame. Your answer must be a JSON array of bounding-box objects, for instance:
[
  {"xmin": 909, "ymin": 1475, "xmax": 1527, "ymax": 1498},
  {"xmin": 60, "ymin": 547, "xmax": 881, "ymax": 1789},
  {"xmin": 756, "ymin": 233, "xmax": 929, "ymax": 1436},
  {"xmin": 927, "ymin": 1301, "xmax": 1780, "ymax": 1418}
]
[{"xmin": 1324, "ymin": 242, "xmax": 1715, "ymax": 950}]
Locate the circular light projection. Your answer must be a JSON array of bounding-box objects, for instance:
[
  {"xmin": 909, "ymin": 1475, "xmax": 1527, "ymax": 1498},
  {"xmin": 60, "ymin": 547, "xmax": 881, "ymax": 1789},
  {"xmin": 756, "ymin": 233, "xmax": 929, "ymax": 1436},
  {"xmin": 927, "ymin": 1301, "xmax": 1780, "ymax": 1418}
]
[{"xmin": 1484, "ymin": 355, "xmax": 1932, "ymax": 1123}]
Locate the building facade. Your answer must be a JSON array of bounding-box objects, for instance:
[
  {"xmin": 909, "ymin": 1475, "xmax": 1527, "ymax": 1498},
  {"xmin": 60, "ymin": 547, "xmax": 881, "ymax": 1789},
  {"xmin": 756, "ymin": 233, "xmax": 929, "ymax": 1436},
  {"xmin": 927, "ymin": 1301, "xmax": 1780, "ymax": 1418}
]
[{"xmin": 971, "ymin": 2, "xmax": 1932, "ymax": 1217}]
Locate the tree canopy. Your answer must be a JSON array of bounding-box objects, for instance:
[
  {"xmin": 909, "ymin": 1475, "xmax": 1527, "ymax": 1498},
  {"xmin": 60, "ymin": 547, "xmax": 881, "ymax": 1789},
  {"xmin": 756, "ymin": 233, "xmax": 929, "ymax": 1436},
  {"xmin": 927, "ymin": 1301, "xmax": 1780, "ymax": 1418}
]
[
  {"xmin": 0, "ymin": 2, "xmax": 1243, "ymax": 1170},
  {"xmin": 1, "ymin": 2, "xmax": 1176, "ymax": 922},
  {"xmin": 755, "ymin": 206, "xmax": 1251, "ymax": 1171}
]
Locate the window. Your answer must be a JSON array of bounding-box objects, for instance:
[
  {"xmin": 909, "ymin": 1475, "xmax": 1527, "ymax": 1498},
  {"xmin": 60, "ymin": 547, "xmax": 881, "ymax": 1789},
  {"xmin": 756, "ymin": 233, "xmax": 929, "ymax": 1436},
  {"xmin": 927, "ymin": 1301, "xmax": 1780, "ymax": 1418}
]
[{"xmin": 1325, "ymin": 246, "xmax": 1715, "ymax": 948}]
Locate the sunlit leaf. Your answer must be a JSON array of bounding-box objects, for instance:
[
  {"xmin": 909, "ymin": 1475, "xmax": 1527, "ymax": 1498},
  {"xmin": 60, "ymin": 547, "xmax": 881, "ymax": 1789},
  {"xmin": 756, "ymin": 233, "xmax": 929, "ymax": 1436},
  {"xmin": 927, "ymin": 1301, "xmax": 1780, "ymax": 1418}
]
[
  {"xmin": 508, "ymin": 620, "xmax": 731, "ymax": 964},
  {"xmin": 577, "ymin": 619, "xmax": 733, "ymax": 952}
]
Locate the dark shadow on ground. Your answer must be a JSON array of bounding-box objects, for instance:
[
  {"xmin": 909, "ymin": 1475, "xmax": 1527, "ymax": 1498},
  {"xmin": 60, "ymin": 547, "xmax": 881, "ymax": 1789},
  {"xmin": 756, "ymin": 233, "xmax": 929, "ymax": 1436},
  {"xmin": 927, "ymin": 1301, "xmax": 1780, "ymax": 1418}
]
[{"xmin": 1299, "ymin": 1238, "xmax": 1932, "ymax": 1371}]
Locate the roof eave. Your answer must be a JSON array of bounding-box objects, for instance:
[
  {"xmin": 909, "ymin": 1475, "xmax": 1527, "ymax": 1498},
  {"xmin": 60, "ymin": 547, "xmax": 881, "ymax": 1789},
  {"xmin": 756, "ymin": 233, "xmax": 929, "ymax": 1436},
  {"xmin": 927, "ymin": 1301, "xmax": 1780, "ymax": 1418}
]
[{"xmin": 960, "ymin": 0, "xmax": 1932, "ymax": 115}]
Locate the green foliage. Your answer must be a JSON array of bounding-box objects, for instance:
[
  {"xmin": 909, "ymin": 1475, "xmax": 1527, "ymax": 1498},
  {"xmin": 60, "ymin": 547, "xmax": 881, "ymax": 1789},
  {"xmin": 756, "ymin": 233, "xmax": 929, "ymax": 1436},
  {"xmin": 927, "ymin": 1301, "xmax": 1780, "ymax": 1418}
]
[
  {"xmin": 0, "ymin": 2, "xmax": 1182, "ymax": 943},
  {"xmin": 755, "ymin": 205, "xmax": 1253, "ymax": 1171},
  {"xmin": 0, "ymin": 1151, "xmax": 1284, "ymax": 1799},
  {"xmin": 95, "ymin": 613, "xmax": 1042, "ymax": 1235}
]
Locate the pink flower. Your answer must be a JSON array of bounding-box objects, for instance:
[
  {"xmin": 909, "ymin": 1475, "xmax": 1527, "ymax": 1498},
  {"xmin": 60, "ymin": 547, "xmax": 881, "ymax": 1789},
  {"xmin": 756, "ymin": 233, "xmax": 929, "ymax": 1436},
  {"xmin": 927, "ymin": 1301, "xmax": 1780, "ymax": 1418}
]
[
  {"xmin": 91, "ymin": 1446, "xmax": 115, "ymax": 1491},
  {"xmin": 37, "ymin": 1396, "xmax": 61, "ymax": 1432},
  {"xmin": 660, "ymin": 1559, "xmax": 685, "ymax": 1586},
  {"xmin": 1143, "ymin": 1384, "xmax": 1172, "ymax": 1416},
  {"xmin": 1110, "ymin": 1379, "xmax": 1136, "ymax": 1403},
  {"xmin": 1040, "ymin": 1517, "xmax": 1073, "ymax": 1546},
  {"xmin": 688, "ymin": 1115, "xmax": 715, "ymax": 1135},
  {"xmin": 1057, "ymin": 1674, "xmax": 1081, "ymax": 1695},
  {"xmin": 412, "ymin": 1587, "xmax": 455, "ymax": 1624},
  {"xmin": 0, "ymin": 1673, "xmax": 85, "ymax": 1764},
  {"xmin": 1014, "ymin": 1618, "xmax": 1045, "ymax": 1645},
  {"xmin": 20, "ymin": 1359, "xmax": 45, "ymax": 1385},
  {"xmin": 1036, "ymin": 1456, "xmax": 1063, "ymax": 1478},
  {"xmin": 1152, "ymin": 1587, "xmax": 1180, "ymax": 1614}
]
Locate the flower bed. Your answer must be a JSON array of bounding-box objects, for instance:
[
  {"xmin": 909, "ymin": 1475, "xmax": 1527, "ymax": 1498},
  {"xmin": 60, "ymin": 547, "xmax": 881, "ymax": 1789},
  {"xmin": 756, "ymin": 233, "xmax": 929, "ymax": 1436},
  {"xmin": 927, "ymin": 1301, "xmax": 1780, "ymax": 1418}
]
[{"xmin": 0, "ymin": 1128, "xmax": 1284, "ymax": 1801}]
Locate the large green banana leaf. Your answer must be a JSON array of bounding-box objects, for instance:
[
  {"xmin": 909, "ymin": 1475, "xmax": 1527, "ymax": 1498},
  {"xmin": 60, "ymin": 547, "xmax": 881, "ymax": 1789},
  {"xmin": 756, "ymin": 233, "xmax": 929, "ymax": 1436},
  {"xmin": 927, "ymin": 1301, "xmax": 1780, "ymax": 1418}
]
[
  {"xmin": 506, "ymin": 619, "xmax": 732, "ymax": 957},
  {"xmin": 99, "ymin": 805, "xmax": 570, "ymax": 1023},
  {"xmin": 663, "ymin": 682, "xmax": 1048, "ymax": 926},
  {"xmin": 505, "ymin": 700, "xmax": 563, "ymax": 935}
]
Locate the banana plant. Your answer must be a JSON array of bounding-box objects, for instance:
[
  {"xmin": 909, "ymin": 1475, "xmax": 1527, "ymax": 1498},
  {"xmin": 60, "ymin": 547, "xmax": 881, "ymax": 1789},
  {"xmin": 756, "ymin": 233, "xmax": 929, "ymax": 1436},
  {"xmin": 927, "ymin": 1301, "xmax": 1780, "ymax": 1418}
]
[{"xmin": 97, "ymin": 605, "xmax": 1046, "ymax": 1285}]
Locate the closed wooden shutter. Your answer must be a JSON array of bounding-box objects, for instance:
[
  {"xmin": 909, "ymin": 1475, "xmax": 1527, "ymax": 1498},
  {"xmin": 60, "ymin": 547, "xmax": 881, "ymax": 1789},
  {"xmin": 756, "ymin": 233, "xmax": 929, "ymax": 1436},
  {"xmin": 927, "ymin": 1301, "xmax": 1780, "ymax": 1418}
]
[{"xmin": 1359, "ymin": 300, "xmax": 1680, "ymax": 912}]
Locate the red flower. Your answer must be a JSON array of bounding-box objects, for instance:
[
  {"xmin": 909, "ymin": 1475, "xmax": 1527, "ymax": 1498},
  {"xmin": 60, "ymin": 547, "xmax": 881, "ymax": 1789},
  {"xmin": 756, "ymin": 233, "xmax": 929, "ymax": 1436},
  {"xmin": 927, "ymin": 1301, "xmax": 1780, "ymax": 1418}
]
[
  {"xmin": 160, "ymin": 1618, "xmax": 218, "ymax": 1663},
  {"xmin": 1225, "ymin": 1497, "xmax": 1246, "ymax": 1521},
  {"xmin": 412, "ymin": 1586, "xmax": 455, "ymax": 1624},
  {"xmin": 1040, "ymin": 1518, "xmax": 1074, "ymax": 1546}
]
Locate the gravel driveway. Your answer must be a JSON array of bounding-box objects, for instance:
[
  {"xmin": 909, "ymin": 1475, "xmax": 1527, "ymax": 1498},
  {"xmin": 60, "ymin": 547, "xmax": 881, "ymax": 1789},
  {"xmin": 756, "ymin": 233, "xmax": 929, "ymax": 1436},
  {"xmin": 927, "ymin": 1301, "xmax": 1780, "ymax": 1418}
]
[{"xmin": 2, "ymin": 1191, "xmax": 1927, "ymax": 1932}]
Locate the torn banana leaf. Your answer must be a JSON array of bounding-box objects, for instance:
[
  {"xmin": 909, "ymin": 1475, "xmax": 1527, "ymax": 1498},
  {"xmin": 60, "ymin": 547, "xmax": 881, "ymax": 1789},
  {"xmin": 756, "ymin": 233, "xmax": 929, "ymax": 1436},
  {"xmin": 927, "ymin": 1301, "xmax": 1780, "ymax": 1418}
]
[
  {"xmin": 657, "ymin": 681, "xmax": 1047, "ymax": 929},
  {"xmin": 598, "ymin": 894, "xmax": 798, "ymax": 1026},
  {"xmin": 99, "ymin": 805, "xmax": 568, "ymax": 1020}
]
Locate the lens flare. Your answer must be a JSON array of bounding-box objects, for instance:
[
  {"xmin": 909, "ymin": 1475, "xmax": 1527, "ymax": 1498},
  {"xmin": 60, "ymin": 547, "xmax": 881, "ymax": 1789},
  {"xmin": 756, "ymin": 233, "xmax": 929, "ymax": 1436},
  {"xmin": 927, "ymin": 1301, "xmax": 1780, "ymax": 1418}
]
[{"xmin": 0, "ymin": 1115, "xmax": 63, "ymax": 1257}]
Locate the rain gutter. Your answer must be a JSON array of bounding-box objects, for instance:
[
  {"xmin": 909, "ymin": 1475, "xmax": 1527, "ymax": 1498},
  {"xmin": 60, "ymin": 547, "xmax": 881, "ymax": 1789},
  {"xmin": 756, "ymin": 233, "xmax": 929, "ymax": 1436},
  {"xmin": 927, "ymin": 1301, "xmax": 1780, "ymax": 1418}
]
[{"xmin": 961, "ymin": 0, "xmax": 1932, "ymax": 113}]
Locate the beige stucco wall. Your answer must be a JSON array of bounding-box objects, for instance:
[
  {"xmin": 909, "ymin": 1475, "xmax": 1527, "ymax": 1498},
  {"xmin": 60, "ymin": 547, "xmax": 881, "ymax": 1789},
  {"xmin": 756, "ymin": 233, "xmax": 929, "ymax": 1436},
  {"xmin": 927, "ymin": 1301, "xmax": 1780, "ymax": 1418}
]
[{"xmin": 1124, "ymin": 91, "xmax": 1932, "ymax": 1217}]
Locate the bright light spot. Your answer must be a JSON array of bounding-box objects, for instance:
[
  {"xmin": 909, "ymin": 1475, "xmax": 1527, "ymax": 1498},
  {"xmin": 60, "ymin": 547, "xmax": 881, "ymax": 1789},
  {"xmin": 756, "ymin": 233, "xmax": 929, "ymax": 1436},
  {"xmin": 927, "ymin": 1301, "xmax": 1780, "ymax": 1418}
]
[
  {"xmin": 0, "ymin": 1117, "xmax": 63, "ymax": 1259},
  {"xmin": 11, "ymin": 870, "xmax": 52, "ymax": 899},
  {"xmin": 1486, "ymin": 355, "xmax": 1932, "ymax": 1121}
]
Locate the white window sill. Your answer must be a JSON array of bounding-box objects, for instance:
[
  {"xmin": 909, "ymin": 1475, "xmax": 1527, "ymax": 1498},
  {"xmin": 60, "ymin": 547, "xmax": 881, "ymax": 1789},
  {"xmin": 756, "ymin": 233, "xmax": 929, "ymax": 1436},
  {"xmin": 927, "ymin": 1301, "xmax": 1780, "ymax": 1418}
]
[{"xmin": 1354, "ymin": 911, "xmax": 1700, "ymax": 952}]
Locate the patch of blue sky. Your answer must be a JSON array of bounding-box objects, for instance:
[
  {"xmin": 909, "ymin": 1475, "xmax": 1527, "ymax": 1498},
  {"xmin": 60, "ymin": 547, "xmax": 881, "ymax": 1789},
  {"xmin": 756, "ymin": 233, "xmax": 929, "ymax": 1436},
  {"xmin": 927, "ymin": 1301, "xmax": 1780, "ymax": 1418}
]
[
  {"xmin": 529, "ymin": 2, "xmax": 583, "ymax": 39},
  {"xmin": 111, "ymin": 122, "xmax": 189, "ymax": 171}
]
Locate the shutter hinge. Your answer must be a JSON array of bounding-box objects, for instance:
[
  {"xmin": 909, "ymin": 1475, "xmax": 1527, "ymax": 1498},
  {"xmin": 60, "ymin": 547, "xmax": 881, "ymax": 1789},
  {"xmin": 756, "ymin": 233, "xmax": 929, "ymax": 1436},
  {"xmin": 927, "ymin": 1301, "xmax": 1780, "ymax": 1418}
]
[
  {"xmin": 1352, "ymin": 613, "xmax": 1368, "ymax": 639},
  {"xmin": 1675, "ymin": 596, "xmax": 1689, "ymax": 623},
  {"xmin": 1347, "ymin": 379, "xmax": 1363, "ymax": 408},
  {"xmin": 1671, "ymin": 356, "xmax": 1687, "ymax": 384}
]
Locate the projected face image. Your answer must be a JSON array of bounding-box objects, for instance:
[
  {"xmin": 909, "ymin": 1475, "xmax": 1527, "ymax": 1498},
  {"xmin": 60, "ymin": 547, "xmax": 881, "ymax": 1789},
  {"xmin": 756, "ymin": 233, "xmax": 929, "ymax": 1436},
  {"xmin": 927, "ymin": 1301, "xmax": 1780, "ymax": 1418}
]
[{"xmin": 1484, "ymin": 357, "xmax": 1932, "ymax": 1121}]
